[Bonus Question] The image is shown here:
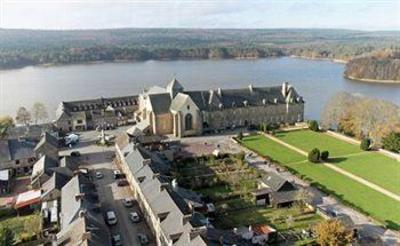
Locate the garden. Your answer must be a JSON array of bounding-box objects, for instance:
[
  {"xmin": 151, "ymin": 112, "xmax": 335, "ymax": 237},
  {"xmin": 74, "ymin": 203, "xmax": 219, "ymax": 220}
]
[
  {"xmin": 240, "ymin": 132, "xmax": 400, "ymax": 229},
  {"xmin": 172, "ymin": 153, "xmax": 323, "ymax": 243}
]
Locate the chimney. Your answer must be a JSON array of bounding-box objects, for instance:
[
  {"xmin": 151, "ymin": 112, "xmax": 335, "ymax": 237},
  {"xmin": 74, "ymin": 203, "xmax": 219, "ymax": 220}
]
[
  {"xmin": 81, "ymin": 232, "xmax": 92, "ymax": 241},
  {"xmin": 75, "ymin": 193, "xmax": 85, "ymax": 201},
  {"xmin": 78, "ymin": 209, "xmax": 86, "ymax": 218},
  {"xmin": 248, "ymin": 84, "xmax": 254, "ymax": 93},
  {"xmin": 143, "ymin": 159, "xmax": 151, "ymax": 166},
  {"xmin": 217, "ymin": 88, "xmax": 222, "ymax": 97},
  {"xmin": 262, "ymin": 99, "xmax": 267, "ymax": 105},
  {"xmin": 282, "ymin": 82, "xmax": 288, "ymax": 97},
  {"xmin": 171, "ymin": 179, "xmax": 178, "ymax": 191}
]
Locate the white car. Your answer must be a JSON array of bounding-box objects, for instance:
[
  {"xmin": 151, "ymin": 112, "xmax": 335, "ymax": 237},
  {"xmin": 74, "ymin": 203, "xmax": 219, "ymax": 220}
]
[
  {"xmin": 95, "ymin": 171, "xmax": 103, "ymax": 179},
  {"xmin": 106, "ymin": 210, "xmax": 118, "ymax": 225},
  {"xmin": 122, "ymin": 198, "xmax": 134, "ymax": 207},
  {"xmin": 113, "ymin": 170, "xmax": 121, "ymax": 179},
  {"xmin": 129, "ymin": 212, "xmax": 140, "ymax": 223}
]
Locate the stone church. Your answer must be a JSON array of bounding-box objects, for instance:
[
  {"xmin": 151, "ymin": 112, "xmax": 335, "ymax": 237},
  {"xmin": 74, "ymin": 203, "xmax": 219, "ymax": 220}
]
[{"xmin": 136, "ymin": 79, "xmax": 304, "ymax": 138}]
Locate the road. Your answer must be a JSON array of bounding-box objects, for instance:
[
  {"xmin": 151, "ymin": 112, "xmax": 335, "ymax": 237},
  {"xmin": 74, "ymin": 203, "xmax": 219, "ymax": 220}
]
[{"xmin": 60, "ymin": 128, "xmax": 155, "ymax": 246}]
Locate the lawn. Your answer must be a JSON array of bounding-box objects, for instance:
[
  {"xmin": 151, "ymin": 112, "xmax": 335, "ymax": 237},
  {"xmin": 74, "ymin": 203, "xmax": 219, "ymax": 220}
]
[
  {"xmin": 241, "ymin": 134, "xmax": 400, "ymax": 229},
  {"xmin": 274, "ymin": 130, "xmax": 400, "ymax": 195},
  {"xmin": 0, "ymin": 214, "xmax": 40, "ymax": 243}
]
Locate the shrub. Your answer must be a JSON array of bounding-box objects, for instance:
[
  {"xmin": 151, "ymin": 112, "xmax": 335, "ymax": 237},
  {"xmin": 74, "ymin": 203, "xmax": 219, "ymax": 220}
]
[
  {"xmin": 321, "ymin": 151, "xmax": 329, "ymax": 161},
  {"xmin": 308, "ymin": 120, "xmax": 319, "ymax": 132},
  {"xmin": 382, "ymin": 132, "xmax": 400, "ymax": 153},
  {"xmin": 308, "ymin": 148, "xmax": 321, "ymax": 163},
  {"xmin": 237, "ymin": 131, "xmax": 243, "ymax": 141},
  {"xmin": 360, "ymin": 138, "xmax": 371, "ymax": 151}
]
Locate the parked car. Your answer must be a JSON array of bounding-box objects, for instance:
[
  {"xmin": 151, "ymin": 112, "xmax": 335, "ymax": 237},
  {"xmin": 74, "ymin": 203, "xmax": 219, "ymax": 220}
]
[
  {"xmin": 112, "ymin": 234, "xmax": 122, "ymax": 246},
  {"xmin": 105, "ymin": 210, "xmax": 118, "ymax": 225},
  {"xmin": 113, "ymin": 170, "xmax": 121, "ymax": 179},
  {"xmin": 129, "ymin": 212, "xmax": 140, "ymax": 223},
  {"xmin": 70, "ymin": 151, "xmax": 81, "ymax": 157},
  {"xmin": 137, "ymin": 233, "xmax": 149, "ymax": 245},
  {"xmin": 122, "ymin": 198, "xmax": 134, "ymax": 207},
  {"xmin": 95, "ymin": 171, "xmax": 103, "ymax": 179},
  {"xmin": 117, "ymin": 179, "xmax": 129, "ymax": 187}
]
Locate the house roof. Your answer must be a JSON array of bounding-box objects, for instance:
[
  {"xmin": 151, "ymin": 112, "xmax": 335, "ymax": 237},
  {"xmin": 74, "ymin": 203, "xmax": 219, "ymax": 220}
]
[
  {"xmin": 251, "ymin": 224, "xmax": 276, "ymax": 235},
  {"xmin": 270, "ymin": 190, "xmax": 299, "ymax": 204},
  {"xmin": 15, "ymin": 189, "xmax": 41, "ymax": 209},
  {"xmin": 148, "ymin": 93, "xmax": 172, "ymax": 114},
  {"xmin": 61, "ymin": 95, "xmax": 138, "ymax": 114},
  {"xmin": 7, "ymin": 139, "xmax": 36, "ymax": 160},
  {"xmin": 6, "ymin": 123, "xmax": 58, "ymax": 141},
  {"xmin": 261, "ymin": 173, "xmax": 292, "ymax": 192},
  {"xmin": 60, "ymin": 174, "xmax": 99, "ymax": 229},
  {"xmin": 0, "ymin": 140, "xmax": 11, "ymax": 163},
  {"xmin": 42, "ymin": 172, "xmax": 72, "ymax": 198},
  {"xmin": 56, "ymin": 211, "xmax": 110, "ymax": 246},
  {"xmin": 34, "ymin": 132, "xmax": 58, "ymax": 152},
  {"xmin": 31, "ymin": 155, "xmax": 59, "ymax": 180}
]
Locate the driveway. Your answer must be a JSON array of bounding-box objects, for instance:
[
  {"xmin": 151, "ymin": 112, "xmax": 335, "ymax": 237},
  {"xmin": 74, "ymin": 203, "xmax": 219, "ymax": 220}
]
[{"xmin": 60, "ymin": 129, "xmax": 155, "ymax": 246}]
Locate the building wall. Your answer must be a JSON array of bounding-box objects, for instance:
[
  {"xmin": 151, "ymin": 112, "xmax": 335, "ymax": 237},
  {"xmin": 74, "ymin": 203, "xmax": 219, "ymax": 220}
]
[
  {"xmin": 154, "ymin": 113, "xmax": 173, "ymax": 136},
  {"xmin": 202, "ymin": 103, "xmax": 304, "ymax": 130},
  {"xmin": 1, "ymin": 157, "xmax": 37, "ymax": 176}
]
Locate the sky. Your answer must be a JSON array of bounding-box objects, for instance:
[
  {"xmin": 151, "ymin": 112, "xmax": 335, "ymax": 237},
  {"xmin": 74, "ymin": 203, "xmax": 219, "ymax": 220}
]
[{"xmin": 0, "ymin": 0, "xmax": 399, "ymax": 31}]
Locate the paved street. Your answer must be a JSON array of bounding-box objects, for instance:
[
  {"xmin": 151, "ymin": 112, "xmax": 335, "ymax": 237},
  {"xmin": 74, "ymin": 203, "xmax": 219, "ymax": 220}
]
[{"xmin": 60, "ymin": 128, "xmax": 155, "ymax": 246}]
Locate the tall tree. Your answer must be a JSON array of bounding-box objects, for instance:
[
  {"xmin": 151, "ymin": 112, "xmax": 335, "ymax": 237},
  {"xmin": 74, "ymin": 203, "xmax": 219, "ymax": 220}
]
[
  {"xmin": 314, "ymin": 219, "xmax": 353, "ymax": 246},
  {"xmin": 31, "ymin": 102, "xmax": 48, "ymax": 124},
  {"xmin": 15, "ymin": 107, "xmax": 31, "ymax": 126},
  {"xmin": 0, "ymin": 116, "xmax": 14, "ymax": 138}
]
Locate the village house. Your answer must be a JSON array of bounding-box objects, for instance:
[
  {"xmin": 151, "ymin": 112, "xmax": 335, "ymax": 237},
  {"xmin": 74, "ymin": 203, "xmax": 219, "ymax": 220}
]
[
  {"xmin": 55, "ymin": 96, "xmax": 139, "ymax": 132},
  {"xmin": 252, "ymin": 172, "xmax": 299, "ymax": 208},
  {"xmin": 0, "ymin": 138, "xmax": 37, "ymax": 176},
  {"xmin": 136, "ymin": 79, "xmax": 304, "ymax": 137}
]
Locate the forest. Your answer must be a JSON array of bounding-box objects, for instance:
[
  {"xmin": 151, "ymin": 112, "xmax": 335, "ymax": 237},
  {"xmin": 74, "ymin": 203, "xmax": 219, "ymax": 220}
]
[{"xmin": 1, "ymin": 28, "xmax": 399, "ymax": 70}]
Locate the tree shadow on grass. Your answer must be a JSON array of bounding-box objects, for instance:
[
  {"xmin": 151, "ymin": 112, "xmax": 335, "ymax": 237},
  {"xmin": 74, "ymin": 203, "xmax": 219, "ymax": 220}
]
[
  {"xmin": 327, "ymin": 157, "xmax": 347, "ymax": 164},
  {"xmin": 385, "ymin": 220, "xmax": 400, "ymax": 231}
]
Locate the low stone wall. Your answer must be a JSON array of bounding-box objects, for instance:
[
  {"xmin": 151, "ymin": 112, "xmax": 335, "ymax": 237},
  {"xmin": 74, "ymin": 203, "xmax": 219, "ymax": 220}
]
[{"xmin": 326, "ymin": 130, "xmax": 400, "ymax": 162}]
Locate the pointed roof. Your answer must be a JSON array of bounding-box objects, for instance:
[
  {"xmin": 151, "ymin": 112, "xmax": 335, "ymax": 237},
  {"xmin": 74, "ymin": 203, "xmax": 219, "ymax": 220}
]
[{"xmin": 166, "ymin": 78, "xmax": 184, "ymax": 93}]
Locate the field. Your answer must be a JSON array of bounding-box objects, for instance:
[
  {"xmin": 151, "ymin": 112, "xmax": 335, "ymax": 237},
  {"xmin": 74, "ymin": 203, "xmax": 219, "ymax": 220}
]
[
  {"xmin": 275, "ymin": 130, "xmax": 400, "ymax": 195},
  {"xmin": 241, "ymin": 133, "xmax": 400, "ymax": 229}
]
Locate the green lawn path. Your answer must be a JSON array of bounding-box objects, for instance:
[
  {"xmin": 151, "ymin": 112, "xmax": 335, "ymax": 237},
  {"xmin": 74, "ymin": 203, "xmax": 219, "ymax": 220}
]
[{"xmin": 241, "ymin": 134, "xmax": 400, "ymax": 228}]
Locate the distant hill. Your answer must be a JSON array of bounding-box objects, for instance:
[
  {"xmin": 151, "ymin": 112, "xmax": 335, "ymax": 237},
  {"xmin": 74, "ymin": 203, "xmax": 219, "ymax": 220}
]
[
  {"xmin": 344, "ymin": 50, "xmax": 400, "ymax": 82},
  {"xmin": 0, "ymin": 28, "xmax": 399, "ymax": 69}
]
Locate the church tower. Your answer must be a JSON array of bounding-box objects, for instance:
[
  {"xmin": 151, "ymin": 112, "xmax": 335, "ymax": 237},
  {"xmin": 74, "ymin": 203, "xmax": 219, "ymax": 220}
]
[{"xmin": 166, "ymin": 78, "xmax": 184, "ymax": 99}]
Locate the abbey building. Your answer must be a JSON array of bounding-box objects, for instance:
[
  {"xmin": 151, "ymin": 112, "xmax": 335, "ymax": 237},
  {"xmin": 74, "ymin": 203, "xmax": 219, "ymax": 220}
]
[{"xmin": 136, "ymin": 79, "xmax": 304, "ymax": 138}]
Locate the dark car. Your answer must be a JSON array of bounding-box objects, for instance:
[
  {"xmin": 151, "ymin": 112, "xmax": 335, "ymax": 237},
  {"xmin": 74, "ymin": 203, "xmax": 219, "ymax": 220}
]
[
  {"xmin": 117, "ymin": 179, "xmax": 129, "ymax": 187},
  {"xmin": 70, "ymin": 151, "xmax": 81, "ymax": 157},
  {"xmin": 137, "ymin": 234, "xmax": 149, "ymax": 245}
]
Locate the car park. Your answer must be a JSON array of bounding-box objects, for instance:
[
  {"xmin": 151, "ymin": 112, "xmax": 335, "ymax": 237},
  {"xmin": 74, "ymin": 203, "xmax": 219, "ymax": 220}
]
[
  {"xmin": 112, "ymin": 234, "xmax": 122, "ymax": 246},
  {"xmin": 122, "ymin": 198, "xmax": 134, "ymax": 207},
  {"xmin": 137, "ymin": 233, "xmax": 149, "ymax": 245},
  {"xmin": 129, "ymin": 212, "xmax": 140, "ymax": 223},
  {"xmin": 105, "ymin": 210, "xmax": 118, "ymax": 225}
]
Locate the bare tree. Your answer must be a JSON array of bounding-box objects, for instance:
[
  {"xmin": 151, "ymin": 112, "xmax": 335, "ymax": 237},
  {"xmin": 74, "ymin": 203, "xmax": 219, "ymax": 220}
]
[
  {"xmin": 15, "ymin": 107, "xmax": 31, "ymax": 126},
  {"xmin": 31, "ymin": 102, "xmax": 49, "ymax": 124},
  {"xmin": 320, "ymin": 92, "xmax": 355, "ymax": 130}
]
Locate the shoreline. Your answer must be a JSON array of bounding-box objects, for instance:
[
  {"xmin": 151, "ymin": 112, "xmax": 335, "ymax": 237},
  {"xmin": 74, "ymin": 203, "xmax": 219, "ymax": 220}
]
[
  {"xmin": 289, "ymin": 55, "xmax": 348, "ymax": 64},
  {"xmin": 345, "ymin": 75, "xmax": 400, "ymax": 84}
]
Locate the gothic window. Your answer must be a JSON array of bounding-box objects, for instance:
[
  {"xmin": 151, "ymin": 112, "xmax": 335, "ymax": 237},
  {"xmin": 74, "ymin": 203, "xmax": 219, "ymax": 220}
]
[{"xmin": 185, "ymin": 113, "xmax": 193, "ymax": 130}]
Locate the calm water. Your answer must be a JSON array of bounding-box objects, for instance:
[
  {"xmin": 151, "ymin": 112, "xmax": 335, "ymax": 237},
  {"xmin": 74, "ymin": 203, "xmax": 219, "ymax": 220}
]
[{"xmin": 0, "ymin": 57, "xmax": 399, "ymax": 120}]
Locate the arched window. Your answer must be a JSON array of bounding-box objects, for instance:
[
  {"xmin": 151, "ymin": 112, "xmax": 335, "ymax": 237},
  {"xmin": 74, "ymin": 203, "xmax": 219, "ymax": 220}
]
[{"xmin": 185, "ymin": 114, "xmax": 193, "ymax": 131}]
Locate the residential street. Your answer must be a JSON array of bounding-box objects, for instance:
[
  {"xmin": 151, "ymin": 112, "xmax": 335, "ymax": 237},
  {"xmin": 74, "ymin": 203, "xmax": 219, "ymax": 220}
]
[{"xmin": 60, "ymin": 128, "xmax": 155, "ymax": 246}]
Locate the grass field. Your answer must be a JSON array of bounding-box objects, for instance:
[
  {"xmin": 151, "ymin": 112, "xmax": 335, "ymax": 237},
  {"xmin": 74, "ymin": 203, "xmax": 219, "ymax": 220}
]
[
  {"xmin": 241, "ymin": 134, "xmax": 400, "ymax": 229},
  {"xmin": 275, "ymin": 130, "xmax": 400, "ymax": 195}
]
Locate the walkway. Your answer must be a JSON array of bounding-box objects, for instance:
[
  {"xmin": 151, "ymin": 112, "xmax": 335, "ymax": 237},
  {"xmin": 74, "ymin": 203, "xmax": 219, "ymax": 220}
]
[{"xmin": 263, "ymin": 133, "xmax": 400, "ymax": 202}]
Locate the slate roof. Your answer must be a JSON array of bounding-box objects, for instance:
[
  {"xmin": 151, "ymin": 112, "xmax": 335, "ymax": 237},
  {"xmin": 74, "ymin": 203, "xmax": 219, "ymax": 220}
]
[
  {"xmin": 31, "ymin": 155, "xmax": 59, "ymax": 179},
  {"xmin": 59, "ymin": 156, "xmax": 79, "ymax": 171},
  {"xmin": 6, "ymin": 123, "xmax": 58, "ymax": 141},
  {"xmin": 0, "ymin": 141, "xmax": 11, "ymax": 163},
  {"xmin": 61, "ymin": 95, "xmax": 138, "ymax": 113},
  {"xmin": 121, "ymin": 146, "xmax": 207, "ymax": 245},
  {"xmin": 170, "ymin": 93, "xmax": 190, "ymax": 111},
  {"xmin": 166, "ymin": 78, "xmax": 184, "ymax": 93},
  {"xmin": 7, "ymin": 139, "xmax": 36, "ymax": 160},
  {"xmin": 271, "ymin": 190, "xmax": 299, "ymax": 204},
  {"xmin": 34, "ymin": 132, "xmax": 59, "ymax": 152},
  {"xmin": 41, "ymin": 172, "xmax": 72, "ymax": 198},
  {"xmin": 261, "ymin": 173, "xmax": 294, "ymax": 192},
  {"xmin": 148, "ymin": 93, "xmax": 172, "ymax": 114},
  {"xmin": 186, "ymin": 85, "xmax": 303, "ymax": 111},
  {"xmin": 56, "ymin": 211, "xmax": 110, "ymax": 246},
  {"xmin": 60, "ymin": 174, "xmax": 99, "ymax": 229}
]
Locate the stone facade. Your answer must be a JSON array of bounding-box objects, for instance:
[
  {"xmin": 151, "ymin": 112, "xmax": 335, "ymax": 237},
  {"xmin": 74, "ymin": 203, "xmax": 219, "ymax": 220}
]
[
  {"xmin": 137, "ymin": 79, "xmax": 304, "ymax": 137},
  {"xmin": 55, "ymin": 96, "xmax": 139, "ymax": 132}
]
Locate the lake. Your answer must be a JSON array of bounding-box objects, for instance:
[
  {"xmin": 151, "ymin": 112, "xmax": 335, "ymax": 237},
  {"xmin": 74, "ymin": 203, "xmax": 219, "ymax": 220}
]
[{"xmin": 0, "ymin": 57, "xmax": 399, "ymax": 120}]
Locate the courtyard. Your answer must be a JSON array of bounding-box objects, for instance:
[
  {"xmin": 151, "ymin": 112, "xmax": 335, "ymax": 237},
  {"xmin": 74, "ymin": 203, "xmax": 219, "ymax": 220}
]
[{"xmin": 240, "ymin": 130, "xmax": 400, "ymax": 229}]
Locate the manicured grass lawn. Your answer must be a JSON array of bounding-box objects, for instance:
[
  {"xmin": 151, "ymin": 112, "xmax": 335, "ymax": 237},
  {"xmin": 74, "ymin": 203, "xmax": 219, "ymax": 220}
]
[
  {"xmin": 241, "ymin": 134, "xmax": 400, "ymax": 228},
  {"xmin": 275, "ymin": 130, "xmax": 362, "ymax": 156},
  {"xmin": 335, "ymin": 152, "xmax": 400, "ymax": 195},
  {"xmin": 241, "ymin": 134, "xmax": 306, "ymax": 163},
  {"xmin": 274, "ymin": 130, "xmax": 400, "ymax": 195}
]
